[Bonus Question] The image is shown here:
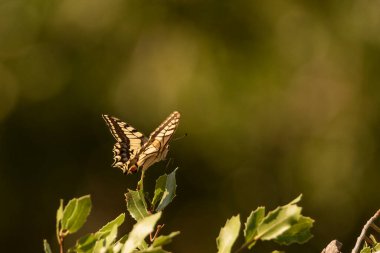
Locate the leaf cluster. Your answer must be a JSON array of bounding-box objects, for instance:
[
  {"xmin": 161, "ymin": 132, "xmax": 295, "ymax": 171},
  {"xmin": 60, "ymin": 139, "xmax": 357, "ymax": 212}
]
[
  {"xmin": 44, "ymin": 169, "xmax": 314, "ymax": 253},
  {"xmin": 217, "ymin": 195, "xmax": 314, "ymax": 253},
  {"xmin": 360, "ymin": 235, "xmax": 380, "ymax": 253},
  {"xmin": 44, "ymin": 169, "xmax": 179, "ymax": 253}
]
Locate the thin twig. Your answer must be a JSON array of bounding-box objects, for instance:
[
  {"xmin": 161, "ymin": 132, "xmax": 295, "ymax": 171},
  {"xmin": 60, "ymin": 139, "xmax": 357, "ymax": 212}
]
[
  {"xmin": 233, "ymin": 238, "xmax": 257, "ymax": 253},
  {"xmin": 58, "ymin": 233, "xmax": 64, "ymax": 253},
  {"xmin": 364, "ymin": 235, "xmax": 373, "ymax": 245},
  {"xmin": 352, "ymin": 209, "xmax": 380, "ymax": 253},
  {"xmin": 370, "ymin": 223, "xmax": 380, "ymax": 233}
]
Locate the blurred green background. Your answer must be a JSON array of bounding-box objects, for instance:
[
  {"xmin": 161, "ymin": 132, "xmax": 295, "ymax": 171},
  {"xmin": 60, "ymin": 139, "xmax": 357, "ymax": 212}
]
[{"xmin": 1, "ymin": 0, "xmax": 380, "ymax": 252}]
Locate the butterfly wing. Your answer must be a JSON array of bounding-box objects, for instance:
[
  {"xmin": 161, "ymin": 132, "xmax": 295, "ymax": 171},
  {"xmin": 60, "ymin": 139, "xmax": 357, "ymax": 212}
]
[
  {"xmin": 137, "ymin": 111, "xmax": 181, "ymax": 171},
  {"xmin": 102, "ymin": 114, "xmax": 147, "ymax": 173}
]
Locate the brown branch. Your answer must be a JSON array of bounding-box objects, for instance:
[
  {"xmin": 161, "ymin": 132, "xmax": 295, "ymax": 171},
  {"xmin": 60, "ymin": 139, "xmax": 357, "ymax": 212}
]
[{"xmin": 352, "ymin": 209, "xmax": 380, "ymax": 253}]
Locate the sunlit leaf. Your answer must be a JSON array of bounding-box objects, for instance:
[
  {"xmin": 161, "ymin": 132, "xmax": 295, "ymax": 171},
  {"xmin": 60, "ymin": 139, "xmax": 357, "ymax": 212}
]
[
  {"xmin": 138, "ymin": 247, "xmax": 170, "ymax": 253},
  {"xmin": 96, "ymin": 213, "xmax": 125, "ymax": 238},
  {"xmin": 113, "ymin": 241, "xmax": 124, "ymax": 253},
  {"xmin": 216, "ymin": 215, "xmax": 241, "ymax": 253},
  {"xmin": 69, "ymin": 234, "xmax": 97, "ymax": 253},
  {"xmin": 56, "ymin": 199, "xmax": 64, "ymax": 238},
  {"xmin": 360, "ymin": 246, "xmax": 371, "ymax": 253},
  {"xmin": 92, "ymin": 239, "xmax": 105, "ymax": 253},
  {"xmin": 125, "ymin": 190, "xmax": 150, "ymax": 221},
  {"xmin": 152, "ymin": 231, "xmax": 180, "ymax": 247},
  {"xmin": 244, "ymin": 206, "xmax": 265, "ymax": 248},
  {"xmin": 256, "ymin": 203, "xmax": 301, "ymax": 241},
  {"xmin": 122, "ymin": 212, "xmax": 162, "ymax": 253},
  {"xmin": 61, "ymin": 195, "xmax": 92, "ymax": 234},
  {"xmin": 105, "ymin": 225, "xmax": 118, "ymax": 247},
  {"xmin": 288, "ymin": 194, "xmax": 302, "ymax": 205},
  {"xmin": 57, "ymin": 199, "xmax": 64, "ymax": 224},
  {"xmin": 43, "ymin": 240, "xmax": 52, "ymax": 253},
  {"xmin": 274, "ymin": 216, "xmax": 314, "ymax": 245},
  {"xmin": 117, "ymin": 234, "xmax": 129, "ymax": 244}
]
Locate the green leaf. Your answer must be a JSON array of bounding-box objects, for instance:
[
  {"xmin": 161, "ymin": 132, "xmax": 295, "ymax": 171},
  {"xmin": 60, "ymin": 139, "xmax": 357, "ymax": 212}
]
[
  {"xmin": 274, "ymin": 216, "xmax": 314, "ymax": 245},
  {"xmin": 70, "ymin": 234, "xmax": 97, "ymax": 253},
  {"xmin": 216, "ymin": 215, "xmax": 241, "ymax": 253},
  {"xmin": 152, "ymin": 175, "xmax": 167, "ymax": 208},
  {"xmin": 56, "ymin": 199, "xmax": 64, "ymax": 238},
  {"xmin": 96, "ymin": 213, "xmax": 125, "ymax": 239},
  {"xmin": 369, "ymin": 234, "xmax": 379, "ymax": 246},
  {"xmin": 288, "ymin": 194, "xmax": 302, "ymax": 205},
  {"xmin": 122, "ymin": 212, "xmax": 162, "ymax": 253},
  {"xmin": 139, "ymin": 240, "xmax": 149, "ymax": 250},
  {"xmin": 152, "ymin": 231, "xmax": 180, "ymax": 247},
  {"xmin": 61, "ymin": 195, "xmax": 92, "ymax": 234},
  {"xmin": 57, "ymin": 199, "xmax": 64, "ymax": 223},
  {"xmin": 138, "ymin": 247, "xmax": 170, "ymax": 253},
  {"xmin": 244, "ymin": 206, "xmax": 265, "ymax": 248},
  {"xmin": 256, "ymin": 204, "xmax": 301, "ymax": 241},
  {"xmin": 112, "ymin": 241, "xmax": 124, "ymax": 253},
  {"xmin": 43, "ymin": 240, "xmax": 52, "ymax": 253},
  {"xmin": 69, "ymin": 214, "xmax": 125, "ymax": 253},
  {"xmin": 125, "ymin": 190, "xmax": 150, "ymax": 221},
  {"xmin": 92, "ymin": 239, "xmax": 105, "ymax": 253},
  {"xmin": 360, "ymin": 246, "xmax": 371, "ymax": 253},
  {"xmin": 117, "ymin": 234, "xmax": 129, "ymax": 244},
  {"xmin": 155, "ymin": 168, "xmax": 178, "ymax": 212},
  {"xmin": 105, "ymin": 225, "xmax": 118, "ymax": 247}
]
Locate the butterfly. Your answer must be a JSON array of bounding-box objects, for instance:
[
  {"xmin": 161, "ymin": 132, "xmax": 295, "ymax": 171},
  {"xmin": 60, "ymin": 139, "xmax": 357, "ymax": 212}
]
[{"xmin": 102, "ymin": 111, "xmax": 180, "ymax": 174}]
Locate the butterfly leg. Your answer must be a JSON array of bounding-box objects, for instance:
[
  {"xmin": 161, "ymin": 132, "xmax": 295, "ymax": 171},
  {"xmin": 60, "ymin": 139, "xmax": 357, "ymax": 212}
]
[{"xmin": 150, "ymin": 224, "xmax": 165, "ymax": 242}]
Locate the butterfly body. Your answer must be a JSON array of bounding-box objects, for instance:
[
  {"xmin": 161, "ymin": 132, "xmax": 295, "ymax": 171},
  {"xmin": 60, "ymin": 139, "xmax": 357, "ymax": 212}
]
[{"xmin": 102, "ymin": 111, "xmax": 180, "ymax": 174}]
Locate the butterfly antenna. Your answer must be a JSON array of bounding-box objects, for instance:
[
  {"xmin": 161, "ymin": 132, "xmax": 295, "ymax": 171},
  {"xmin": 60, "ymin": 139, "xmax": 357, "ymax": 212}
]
[{"xmin": 173, "ymin": 133, "xmax": 188, "ymax": 142}]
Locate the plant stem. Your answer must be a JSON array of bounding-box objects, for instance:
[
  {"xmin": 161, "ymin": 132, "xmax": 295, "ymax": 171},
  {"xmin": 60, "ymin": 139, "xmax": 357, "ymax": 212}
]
[
  {"xmin": 137, "ymin": 169, "xmax": 145, "ymax": 191},
  {"xmin": 234, "ymin": 239, "xmax": 257, "ymax": 253},
  {"xmin": 58, "ymin": 234, "xmax": 64, "ymax": 253}
]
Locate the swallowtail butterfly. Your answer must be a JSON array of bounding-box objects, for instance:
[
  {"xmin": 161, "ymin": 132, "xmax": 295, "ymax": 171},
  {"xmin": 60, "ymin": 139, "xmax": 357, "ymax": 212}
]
[{"xmin": 102, "ymin": 111, "xmax": 180, "ymax": 174}]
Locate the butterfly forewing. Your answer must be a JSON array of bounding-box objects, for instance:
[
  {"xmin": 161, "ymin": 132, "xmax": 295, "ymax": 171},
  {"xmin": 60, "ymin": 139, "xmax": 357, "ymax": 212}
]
[
  {"xmin": 137, "ymin": 111, "xmax": 180, "ymax": 170},
  {"xmin": 102, "ymin": 115, "xmax": 147, "ymax": 150},
  {"xmin": 148, "ymin": 111, "xmax": 181, "ymax": 147},
  {"xmin": 102, "ymin": 114, "xmax": 147, "ymax": 172}
]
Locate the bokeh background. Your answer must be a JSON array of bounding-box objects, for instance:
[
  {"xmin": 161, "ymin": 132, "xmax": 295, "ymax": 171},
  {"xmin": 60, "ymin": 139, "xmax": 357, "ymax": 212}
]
[{"xmin": 1, "ymin": 0, "xmax": 380, "ymax": 252}]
